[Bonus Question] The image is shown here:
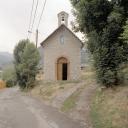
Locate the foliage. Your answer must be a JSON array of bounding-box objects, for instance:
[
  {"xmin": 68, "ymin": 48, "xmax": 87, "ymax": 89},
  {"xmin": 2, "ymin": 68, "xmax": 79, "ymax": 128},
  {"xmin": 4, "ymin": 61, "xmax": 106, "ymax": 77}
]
[
  {"xmin": 70, "ymin": 0, "xmax": 128, "ymax": 87},
  {"xmin": 70, "ymin": 0, "xmax": 112, "ymax": 33},
  {"xmin": 14, "ymin": 39, "xmax": 40, "ymax": 89},
  {"xmin": 120, "ymin": 20, "xmax": 128, "ymax": 61},
  {"xmin": 121, "ymin": 20, "xmax": 128, "ymax": 41},
  {"xmin": 2, "ymin": 66, "xmax": 16, "ymax": 87},
  {"xmin": 91, "ymin": 86, "xmax": 128, "ymax": 128}
]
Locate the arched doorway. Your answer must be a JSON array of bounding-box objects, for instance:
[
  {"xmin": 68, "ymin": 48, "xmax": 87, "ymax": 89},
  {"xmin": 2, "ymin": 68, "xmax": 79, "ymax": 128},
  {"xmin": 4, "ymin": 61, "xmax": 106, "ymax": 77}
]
[{"xmin": 57, "ymin": 57, "xmax": 69, "ymax": 80}]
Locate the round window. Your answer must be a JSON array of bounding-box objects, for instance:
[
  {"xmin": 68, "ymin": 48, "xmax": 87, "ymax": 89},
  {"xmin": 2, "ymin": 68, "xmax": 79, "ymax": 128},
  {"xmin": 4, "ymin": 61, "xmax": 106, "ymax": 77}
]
[{"xmin": 60, "ymin": 35, "xmax": 64, "ymax": 44}]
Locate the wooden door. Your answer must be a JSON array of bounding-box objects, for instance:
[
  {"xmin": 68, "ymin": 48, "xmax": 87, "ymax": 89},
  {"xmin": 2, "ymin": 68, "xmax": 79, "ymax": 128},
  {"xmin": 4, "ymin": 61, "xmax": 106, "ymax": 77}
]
[
  {"xmin": 57, "ymin": 63, "xmax": 63, "ymax": 80},
  {"xmin": 57, "ymin": 57, "xmax": 68, "ymax": 80}
]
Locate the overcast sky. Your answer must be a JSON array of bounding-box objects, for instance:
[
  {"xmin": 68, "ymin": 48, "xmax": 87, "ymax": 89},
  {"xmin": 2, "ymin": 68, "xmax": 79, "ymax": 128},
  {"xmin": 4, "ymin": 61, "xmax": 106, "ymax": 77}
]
[{"xmin": 0, "ymin": 0, "xmax": 81, "ymax": 53}]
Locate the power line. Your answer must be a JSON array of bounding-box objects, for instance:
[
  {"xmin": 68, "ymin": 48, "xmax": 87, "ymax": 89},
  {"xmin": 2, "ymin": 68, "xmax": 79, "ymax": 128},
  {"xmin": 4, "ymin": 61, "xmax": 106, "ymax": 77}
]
[
  {"xmin": 35, "ymin": 0, "xmax": 47, "ymax": 48},
  {"xmin": 37, "ymin": 0, "xmax": 47, "ymax": 29},
  {"xmin": 27, "ymin": 0, "xmax": 47, "ymax": 47},
  {"xmin": 30, "ymin": 0, "xmax": 39, "ymax": 34},
  {"xmin": 28, "ymin": 0, "xmax": 35, "ymax": 34}
]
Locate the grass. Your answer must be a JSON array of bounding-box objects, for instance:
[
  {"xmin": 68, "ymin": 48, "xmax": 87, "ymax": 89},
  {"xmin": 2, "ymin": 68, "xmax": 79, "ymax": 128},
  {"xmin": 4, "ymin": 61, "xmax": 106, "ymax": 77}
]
[
  {"xmin": 91, "ymin": 85, "xmax": 128, "ymax": 128},
  {"xmin": 123, "ymin": 65, "xmax": 128, "ymax": 82},
  {"xmin": 61, "ymin": 87, "xmax": 82, "ymax": 112},
  {"xmin": 32, "ymin": 65, "xmax": 95, "ymax": 99},
  {"xmin": 31, "ymin": 65, "xmax": 96, "ymax": 108},
  {"xmin": 32, "ymin": 64, "xmax": 128, "ymax": 128},
  {"xmin": 30, "ymin": 80, "xmax": 81, "ymax": 100},
  {"xmin": 61, "ymin": 66, "xmax": 96, "ymax": 112},
  {"xmin": 90, "ymin": 64, "xmax": 128, "ymax": 128},
  {"xmin": 81, "ymin": 66, "xmax": 96, "ymax": 84}
]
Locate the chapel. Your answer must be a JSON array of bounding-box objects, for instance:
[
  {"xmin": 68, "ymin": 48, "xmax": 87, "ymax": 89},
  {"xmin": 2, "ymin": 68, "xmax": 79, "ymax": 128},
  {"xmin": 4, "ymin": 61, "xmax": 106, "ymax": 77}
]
[{"xmin": 41, "ymin": 11, "xmax": 83, "ymax": 81}]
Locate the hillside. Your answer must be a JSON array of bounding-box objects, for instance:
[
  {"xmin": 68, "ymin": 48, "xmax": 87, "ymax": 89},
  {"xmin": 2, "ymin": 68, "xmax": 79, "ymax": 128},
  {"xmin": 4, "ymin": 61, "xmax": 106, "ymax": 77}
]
[{"xmin": 0, "ymin": 52, "xmax": 13, "ymax": 69}]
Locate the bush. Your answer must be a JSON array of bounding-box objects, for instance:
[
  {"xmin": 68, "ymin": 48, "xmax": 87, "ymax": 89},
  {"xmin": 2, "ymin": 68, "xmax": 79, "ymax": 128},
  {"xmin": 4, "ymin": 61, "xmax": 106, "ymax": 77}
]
[
  {"xmin": 6, "ymin": 80, "xmax": 17, "ymax": 88},
  {"xmin": 2, "ymin": 66, "xmax": 16, "ymax": 88}
]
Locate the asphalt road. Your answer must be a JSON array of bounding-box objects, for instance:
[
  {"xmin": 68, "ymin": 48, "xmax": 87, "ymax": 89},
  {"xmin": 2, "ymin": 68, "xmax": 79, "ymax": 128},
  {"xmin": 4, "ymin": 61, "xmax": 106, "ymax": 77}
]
[{"xmin": 0, "ymin": 87, "xmax": 84, "ymax": 128}]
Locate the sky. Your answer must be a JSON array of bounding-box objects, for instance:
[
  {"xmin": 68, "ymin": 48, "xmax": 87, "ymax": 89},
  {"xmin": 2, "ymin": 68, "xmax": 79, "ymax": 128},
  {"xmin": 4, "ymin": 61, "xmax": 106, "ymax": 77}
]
[{"xmin": 0, "ymin": 0, "xmax": 82, "ymax": 53}]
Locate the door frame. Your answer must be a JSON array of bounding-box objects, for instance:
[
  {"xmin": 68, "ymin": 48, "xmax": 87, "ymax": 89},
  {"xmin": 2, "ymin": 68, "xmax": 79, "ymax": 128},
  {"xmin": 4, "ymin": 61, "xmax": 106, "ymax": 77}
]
[{"xmin": 55, "ymin": 56, "xmax": 70, "ymax": 80}]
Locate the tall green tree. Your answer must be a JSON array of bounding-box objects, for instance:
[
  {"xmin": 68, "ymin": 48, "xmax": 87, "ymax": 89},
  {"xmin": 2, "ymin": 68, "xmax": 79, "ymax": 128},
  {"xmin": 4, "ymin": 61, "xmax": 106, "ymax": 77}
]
[
  {"xmin": 14, "ymin": 39, "xmax": 40, "ymax": 89},
  {"xmin": 70, "ymin": 0, "xmax": 128, "ymax": 87},
  {"xmin": 14, "ymin": 39, "xmax": 29, "ymax": 87}
]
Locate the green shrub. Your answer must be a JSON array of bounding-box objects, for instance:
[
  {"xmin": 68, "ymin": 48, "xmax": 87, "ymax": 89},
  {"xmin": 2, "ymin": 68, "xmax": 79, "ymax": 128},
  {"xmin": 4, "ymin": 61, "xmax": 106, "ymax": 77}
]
[
  {"xmin": 6, "ymin": 79, "xmax": 17, "ymax": 88},
  {"xmin": 2, "ymin": 66, "xmax": 17, "ymax": 88}
]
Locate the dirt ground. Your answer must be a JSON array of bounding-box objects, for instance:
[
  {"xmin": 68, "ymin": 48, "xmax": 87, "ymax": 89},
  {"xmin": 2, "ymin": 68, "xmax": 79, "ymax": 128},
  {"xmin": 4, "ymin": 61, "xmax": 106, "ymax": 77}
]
[
  {"xmin": 30, "ymin": 68, "xmax": 98, "ymax": 128},
  {"xmin": 0, "ymin": 87, "xmax": 84, "ymax": 128}
]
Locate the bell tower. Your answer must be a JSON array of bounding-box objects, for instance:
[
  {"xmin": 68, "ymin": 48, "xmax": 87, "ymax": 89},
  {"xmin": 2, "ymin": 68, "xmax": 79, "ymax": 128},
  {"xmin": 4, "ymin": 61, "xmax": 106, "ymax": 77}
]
[{"xmin": 58, "ymin": 11, "xmax": 69, "ymax": 27}]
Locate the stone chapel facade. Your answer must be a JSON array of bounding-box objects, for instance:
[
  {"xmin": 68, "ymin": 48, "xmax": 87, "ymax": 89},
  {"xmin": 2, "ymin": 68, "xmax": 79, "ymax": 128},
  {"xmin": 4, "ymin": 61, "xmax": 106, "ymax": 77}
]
[{"xmin": 41, "ymin": 11, "xmax": 83, "ymax": 81}]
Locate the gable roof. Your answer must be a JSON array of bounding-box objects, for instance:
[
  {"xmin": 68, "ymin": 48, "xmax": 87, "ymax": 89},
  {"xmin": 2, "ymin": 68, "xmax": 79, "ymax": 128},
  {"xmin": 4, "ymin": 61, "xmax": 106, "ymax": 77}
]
[
  {"xmin": 58, "ymin": 11, "xmax": 69, "ymax": 17},
  {"xmin": 40, "ymin": 24, "xmax": 84, "ymax": 47}
]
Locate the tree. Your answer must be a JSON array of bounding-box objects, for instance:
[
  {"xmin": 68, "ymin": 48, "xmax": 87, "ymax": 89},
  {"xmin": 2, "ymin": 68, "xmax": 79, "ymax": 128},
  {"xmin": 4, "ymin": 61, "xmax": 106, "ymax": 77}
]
[
  {"xmin": 14, "ymin": 39, "xmax": 40, "ymax": 89},
  {"xmin": 121, "ymin": 20, "xmax": 128, "ymax": 41},
  {"xmin": 70, "ymin": 0, "xmax": 112, "ymax": 33},
  {"xmin": 120, "ymin": 20, "xmax": 128, "ymax": 62},
  {"xmin": 70, "ymin": 0, "xmax": 128, "ymax": 87},
  {"xmin": 14, "ymin": 39, "xmax": 29, "ymax": 88}
]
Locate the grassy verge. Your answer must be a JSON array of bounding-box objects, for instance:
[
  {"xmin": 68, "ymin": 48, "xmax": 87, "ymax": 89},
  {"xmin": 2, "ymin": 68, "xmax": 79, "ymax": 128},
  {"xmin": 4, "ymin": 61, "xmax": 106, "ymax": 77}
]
[
  {"xmin": 31, "ymin": 65, "xmax": 95, "ymax": 100},
  {"xmin": 91, "ymin": 85, "xmax": 128, "ymax": 128},
  {"xmin": 30, "ymin": 80, "xmax": 81, "ymax": 100},
  {"xmin": 61, "ymin": 87, "xmax": 83, "ymax": 112},
  {"xmin": 61, "ymin": 66, "xmax": 96, "ymax": 112}
]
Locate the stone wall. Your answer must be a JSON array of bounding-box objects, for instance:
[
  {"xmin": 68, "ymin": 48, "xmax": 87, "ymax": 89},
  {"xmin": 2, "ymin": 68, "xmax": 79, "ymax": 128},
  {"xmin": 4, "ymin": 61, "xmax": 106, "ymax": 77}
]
[{"xmin": 42, "ymin": 26, "xmax": 82, "ymax": 81}]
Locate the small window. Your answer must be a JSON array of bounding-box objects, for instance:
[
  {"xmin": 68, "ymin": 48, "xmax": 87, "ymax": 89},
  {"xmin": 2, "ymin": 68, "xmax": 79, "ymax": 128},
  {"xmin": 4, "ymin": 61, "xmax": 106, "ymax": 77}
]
[{"xmin": 60, "ymin": 35, "xmax": 64, "ymax": 44}]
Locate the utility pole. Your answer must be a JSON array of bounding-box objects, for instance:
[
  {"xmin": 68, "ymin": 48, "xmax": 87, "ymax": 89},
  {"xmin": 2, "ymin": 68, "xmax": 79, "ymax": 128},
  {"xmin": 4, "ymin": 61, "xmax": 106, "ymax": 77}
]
[{"xmin": 36, "ymin": 29, "xmax": 38, "ymax": 48}]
